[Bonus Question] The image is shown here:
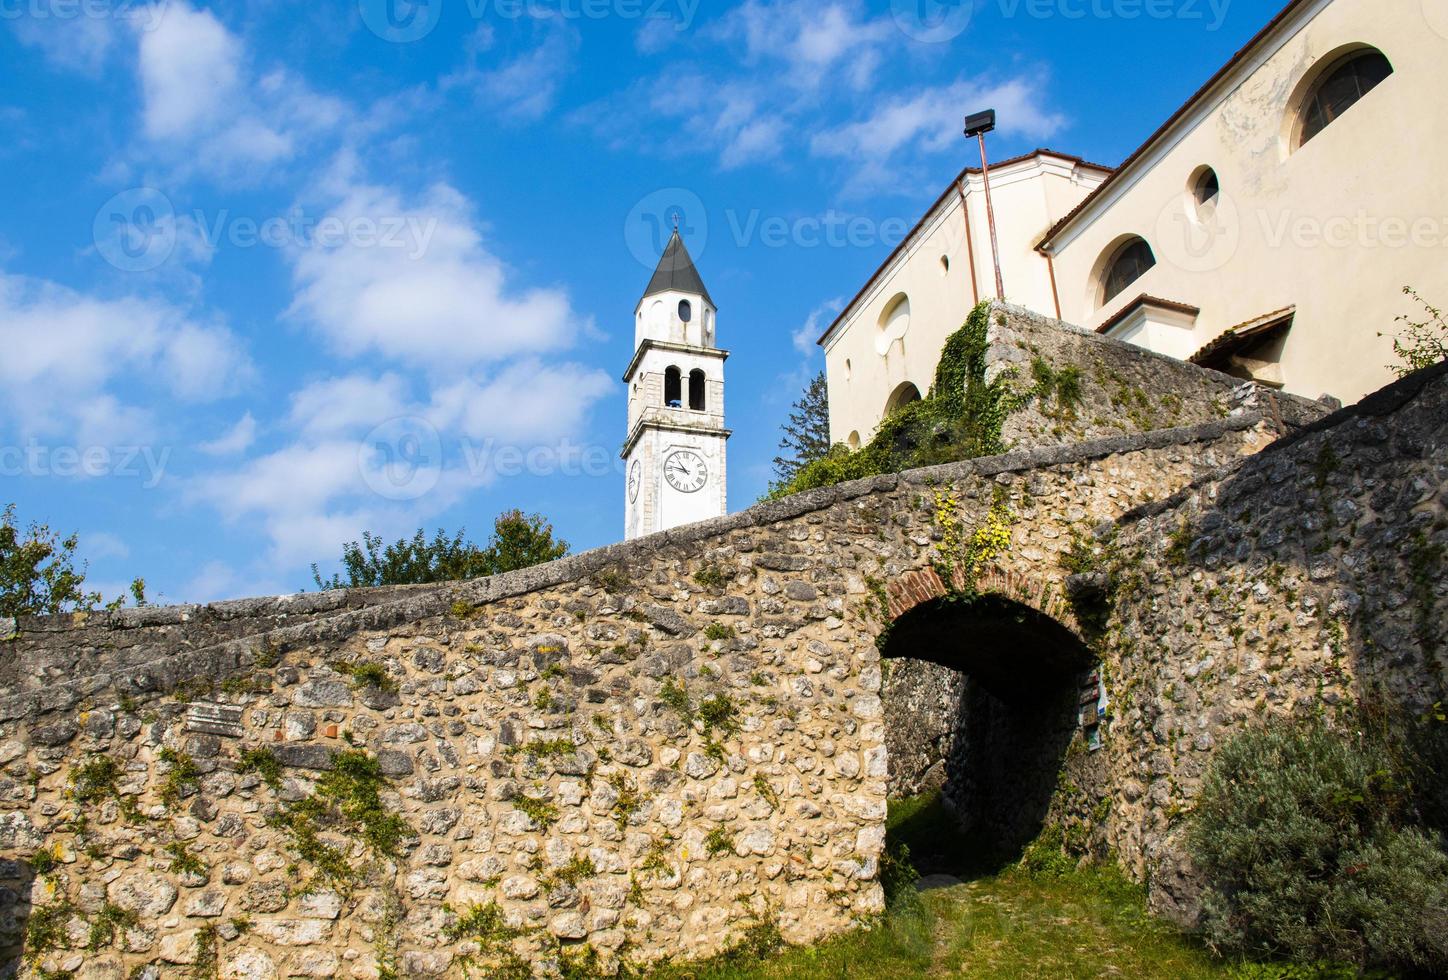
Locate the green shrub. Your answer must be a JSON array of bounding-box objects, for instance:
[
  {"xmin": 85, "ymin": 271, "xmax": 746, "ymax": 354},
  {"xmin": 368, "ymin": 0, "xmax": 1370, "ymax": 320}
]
[
  {"xmin": 158, "ymin": 747, "xmax": 201, "ymax": 808},
  {"xmin": 1017, "ymin": 825, "xmax": 1078, "ymax": 879},
  {"xmin": 335, "ymin": 659, "xmax": 397, "ymax": 693},
  {"xmin": 237, "ymin": 747, "xmax": 283, "ymax": 789},
  {"xmin": 702, "ymin": 621, "xmax": 736, "ymax": 641},
  {"xmin": 704, "ymin": 826, "xmax": 735, "ymax": 857},
  {"xmin": 1188, "ymin": 719, "xmax": 1448, "ymax": 973}
]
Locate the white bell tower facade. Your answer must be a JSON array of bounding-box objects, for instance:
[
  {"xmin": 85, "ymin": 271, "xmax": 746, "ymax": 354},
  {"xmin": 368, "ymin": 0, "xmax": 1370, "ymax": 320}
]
[{"xmin": 623, "ymin": 230, "xmax": 729, "ymax": 539}]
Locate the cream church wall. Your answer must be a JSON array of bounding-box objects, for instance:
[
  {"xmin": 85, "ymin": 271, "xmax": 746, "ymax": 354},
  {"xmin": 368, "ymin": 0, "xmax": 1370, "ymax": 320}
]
[
  {"xmin": 819, "ymin": 152, "xmax": 1109, "ymax": 446},
  {"xmin": 1041, "ymin": 0, "xmax": 1447, "ymax": 404}
]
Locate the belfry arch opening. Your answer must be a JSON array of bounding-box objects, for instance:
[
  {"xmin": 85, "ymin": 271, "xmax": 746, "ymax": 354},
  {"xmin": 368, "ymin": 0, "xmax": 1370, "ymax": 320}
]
[
  {"xmin": 688, "ymin": 369, "xmax": 706, "ymax": 411},
  {"xmin": 664, "ymin": 366, "xmax": 682, "ymax": 407},
  {"xmin": 879, "ymin": 592, "xmax": 1094, "ymax": 872}
]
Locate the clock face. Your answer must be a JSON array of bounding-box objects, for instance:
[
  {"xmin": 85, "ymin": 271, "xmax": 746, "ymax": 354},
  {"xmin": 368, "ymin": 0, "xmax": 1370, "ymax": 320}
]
[
  {"xmin": 664, "ymin": 450, "xmax": 708, "ymax": 493},
  {"xmin": 628, "ymin": 460, "xmax": 641, "ymax": 502}
]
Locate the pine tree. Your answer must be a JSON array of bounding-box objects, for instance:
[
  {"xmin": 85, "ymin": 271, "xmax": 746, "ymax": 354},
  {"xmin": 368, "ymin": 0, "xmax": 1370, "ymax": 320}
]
[{"xmin": 772, "ymin": 371, "xmax": 832, "ymax": 484}]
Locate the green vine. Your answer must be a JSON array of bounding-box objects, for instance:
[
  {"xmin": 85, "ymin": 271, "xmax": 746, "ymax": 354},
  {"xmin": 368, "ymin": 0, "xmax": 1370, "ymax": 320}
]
[
  {"xmin": 929, "ymin": 488, "xmax": 1015, "ymax": 599},
  {"xmin": 768, "ymin": 301, "xmax": 1024, "ymax": 498},
  {"xmin": 265, "ymin": 749, "xmax": 412, "ymax": 895},
  {"xmin": 443, "ymin": 901, "xmax": 532, "ymax": 979}
]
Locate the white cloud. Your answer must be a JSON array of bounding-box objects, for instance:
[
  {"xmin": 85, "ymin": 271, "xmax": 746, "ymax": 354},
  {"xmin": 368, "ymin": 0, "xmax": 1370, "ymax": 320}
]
[
  {"xmin": 576, "ymin": 70, "xmax": 789, "ymax": 170},
  {"xmin": 82, "ymin": 531, "xmax": 131, "ymax": 561},
  {"xmin": 176, "ymin": 559, "xmax": 289, "ymax": 604},
  {"xmin": 286, "ymin": 173, "xmax": 585, "ymax": 371},
  {"xmin": 161, "ymin": 322, "xmax": 253, "ymax": 400},
  {"xmin": 191, "ymin": 357, "xmax": 610, "ymax": 570},
  {"xmin": 137, "ymin": 2, "xmax": 242, "ymax": 139},
  {"xmin": 576, "ymin": 3, "xmax": 1066, "ymax": 193},
  {"xmin": 635, "ymin": 17, "xmax": 684, "ymax": 55},
  {"xmin": 130, "ymin": 2, "xmax": 346, "ymax": 179},
  {"xmin": 445, "ymin": 24, "xmax": 580, "ymax": 123},
  {"xmin": 287, "ymin": 374, "xmax": 411, "ymax": 439},
  {"xmin": 810, "ymin": 77, "xmax": 1067, "ymax": 193},
  {"xmin": 711, "ymin": 0, "xmax": 891, "ymax": 91},
  {"xmin": 196, "ymin": 439, "xmax": 363, "ymax": 524},
  {"xmin": 0, "ymin": 272, "xmax": 251, "ymax": 441},
  {"xmin": 794, "ymin": 297, "xmax": 844, "ymax": 357},
  {"xmin": 429, "ymin": 360, "xmax": 614, "ymax": 444},
  {"xmin": 199, "ymin": 412, "xmax": 257, "ymax": 456},
  {"xmin": 190, "ymin": 434, "xmax": 457, "ymax": 569},
  {"xmin": 11, "ymin": 10, "xmax": 119, "ymax": 74}
]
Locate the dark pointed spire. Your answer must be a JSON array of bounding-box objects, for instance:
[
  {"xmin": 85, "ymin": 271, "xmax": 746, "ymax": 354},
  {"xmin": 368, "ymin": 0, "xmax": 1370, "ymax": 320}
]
[{"xmin": 641, "ymin": 230, "xmax": 714, "ymax": 308}]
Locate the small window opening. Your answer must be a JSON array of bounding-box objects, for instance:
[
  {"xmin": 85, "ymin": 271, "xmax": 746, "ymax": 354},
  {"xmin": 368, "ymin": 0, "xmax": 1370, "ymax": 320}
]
[
  {"xmin": 1193, "ymin": 168, "xmax": 1220, "ymax": 209},
  {"xmin": 679, "ymin": 300, "xmax": 693, "ymax": 323}
]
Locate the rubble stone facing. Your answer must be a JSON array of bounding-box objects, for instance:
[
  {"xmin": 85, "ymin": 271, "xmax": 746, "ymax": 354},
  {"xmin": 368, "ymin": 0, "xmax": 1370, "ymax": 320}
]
[
  {"xmin": 0, "ymin": 306, "xmax": 1441, "ymax": 976},
  {"xmin": 1096, "ymin": 361, "xmax": 1448, "ymax": 922},
  {"xmin": 0, "ymin": 416, "xmax": 1276, "ymax": 977}
]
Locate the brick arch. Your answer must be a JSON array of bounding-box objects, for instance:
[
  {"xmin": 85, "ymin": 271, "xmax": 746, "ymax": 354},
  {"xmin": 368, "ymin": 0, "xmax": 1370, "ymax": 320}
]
[{"xmin": 884, "ymin": 564, "xmax": 1084, "ymax": 639}]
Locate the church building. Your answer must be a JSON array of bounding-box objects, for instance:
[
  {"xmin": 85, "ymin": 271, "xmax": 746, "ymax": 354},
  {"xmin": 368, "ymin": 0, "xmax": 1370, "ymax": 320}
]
[
  {"xmin": 819, "ymin": 0, "xmax": 1445, "ymax": 446},
  {"xmin": 622, "ymin": 230, "xmax": 730, "ymax": 540}
]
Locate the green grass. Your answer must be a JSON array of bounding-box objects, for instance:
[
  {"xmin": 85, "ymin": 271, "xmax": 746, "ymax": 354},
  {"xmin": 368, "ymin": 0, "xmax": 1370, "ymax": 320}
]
[{"xmin": 647, "ymin": 794, "xmax": 1235, "ymax": 980}]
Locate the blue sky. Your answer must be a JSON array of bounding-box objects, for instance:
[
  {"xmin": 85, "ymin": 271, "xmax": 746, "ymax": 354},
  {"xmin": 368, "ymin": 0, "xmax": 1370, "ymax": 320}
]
[{"xmin": 1, "ymin": 0, "xmax": 1282, "ymax": 603}]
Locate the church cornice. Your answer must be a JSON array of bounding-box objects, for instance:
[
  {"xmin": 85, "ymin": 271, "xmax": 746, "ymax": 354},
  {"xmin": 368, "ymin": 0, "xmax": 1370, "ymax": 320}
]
[
  {"xmin": 620, "ymin": 418, "xmax": 733, "ymax": 459},
  {"xmin": 621, "ymin": 340, "xmax": 729, "ymax": 383}
]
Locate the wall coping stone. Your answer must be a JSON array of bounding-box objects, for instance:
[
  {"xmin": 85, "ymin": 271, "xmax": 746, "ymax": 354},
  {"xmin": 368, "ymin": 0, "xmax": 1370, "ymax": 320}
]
[{"xmin": 0, "ymin": 412, "xmax": 1280, "ymax": 722}]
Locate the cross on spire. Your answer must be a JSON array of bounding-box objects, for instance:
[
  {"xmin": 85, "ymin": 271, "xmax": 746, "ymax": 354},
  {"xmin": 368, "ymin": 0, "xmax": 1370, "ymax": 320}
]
[{"xmin": 671, "ymin": 212, "xmax": 681, "ymax": 231}]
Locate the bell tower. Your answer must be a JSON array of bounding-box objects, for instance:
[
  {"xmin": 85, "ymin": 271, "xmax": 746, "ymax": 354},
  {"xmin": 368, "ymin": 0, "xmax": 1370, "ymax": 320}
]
[{"xmin": 622, "ymin": 228, "xmax": 729, "ymax": 539}]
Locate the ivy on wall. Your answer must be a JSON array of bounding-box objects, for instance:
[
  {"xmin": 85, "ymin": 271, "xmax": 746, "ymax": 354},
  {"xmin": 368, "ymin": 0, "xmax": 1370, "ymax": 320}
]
[{"xmin": 769, "ymin": 302, "xmax": 1023, "ymax": 499}]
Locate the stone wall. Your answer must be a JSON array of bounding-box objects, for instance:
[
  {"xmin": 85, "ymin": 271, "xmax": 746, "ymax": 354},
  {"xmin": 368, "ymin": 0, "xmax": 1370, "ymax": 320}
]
[
  {"xmin": 986, "ymin": 302, "xmax": 1329, "ymax": 450},
  {"xmin": 880, "ymin": 660, "xmax": 963, "ymax": 798},
  {"xmin": 1086, "ymin": 361, "xmax": 1448, "ymax": 923},
  {"xmin": 0, "ymin": 412, "xmax": 1283, "ymax": 978},
  {"xmin": 5, "ymin": 306, "xmax": 1439, "ymax": 979}
]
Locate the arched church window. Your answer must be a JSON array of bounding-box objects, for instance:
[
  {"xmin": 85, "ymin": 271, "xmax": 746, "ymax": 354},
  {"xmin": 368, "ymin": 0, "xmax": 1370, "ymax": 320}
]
[
  {"xmin": 1297, "ymin": 48, "xmax": 1393, "ymax": 148},
  {"xmin": 664, "ymin": 366, "xmax": 682, "ymax": 407},
  {"xmin": 679, "ymin": 300, "xmax": 693, "ymax": 323},
  {"xmin": 1101, "ymin": 237, "xmax": 1156, "ymax": 305},
  {"xmin": 688, "ymin": 369, "xmax": 706, "ymax": 411}
]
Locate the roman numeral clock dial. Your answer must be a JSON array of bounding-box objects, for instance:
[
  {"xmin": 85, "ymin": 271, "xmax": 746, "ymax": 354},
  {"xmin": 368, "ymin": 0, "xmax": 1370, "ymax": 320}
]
[{"xmin": 664, "ymin": 450, "xmax": 708, "ymax": 493}]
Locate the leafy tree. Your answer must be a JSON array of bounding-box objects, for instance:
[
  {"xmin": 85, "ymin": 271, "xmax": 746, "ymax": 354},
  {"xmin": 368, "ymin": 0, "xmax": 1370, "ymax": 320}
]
[
  {"xmin": 771, "ymin": 371, "xmax": 832, "ymax": 485},
  {"xmin": 312, "ymin": 510, "xmax": 569, "ymax": 590},
  {"xmin": 1, "ymin": 504, "xmax": 146, "ymax": 618},
  {"xmin": 1383, "ymin": 287, "xmax": 1448, "ymax": 377},
  {"xmin": 486, "ymin": 509, "xmax": 570, "ymax": 573},
  {"xmin": 0, "ymin": 504, "xmax": 101, "ymax": 617}
]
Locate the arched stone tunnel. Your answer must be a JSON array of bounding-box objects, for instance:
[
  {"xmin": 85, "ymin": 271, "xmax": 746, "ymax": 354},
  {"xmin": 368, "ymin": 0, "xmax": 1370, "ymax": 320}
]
[{"xmin": 880, "ymin": 592, "xmax": 1094, "ymax": 868}]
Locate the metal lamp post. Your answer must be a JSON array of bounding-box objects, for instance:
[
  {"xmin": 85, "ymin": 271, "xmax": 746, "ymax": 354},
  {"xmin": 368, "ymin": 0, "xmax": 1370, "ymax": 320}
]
[{"xmin": 965, "ymin": 109, "xmax": 1005, "ymax": 301}]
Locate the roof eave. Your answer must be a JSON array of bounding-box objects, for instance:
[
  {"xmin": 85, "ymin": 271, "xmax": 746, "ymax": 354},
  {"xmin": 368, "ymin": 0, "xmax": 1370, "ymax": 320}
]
[{"xmin": 816, "ymin": 149, "xmax": 1114, "ymax": 349}]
